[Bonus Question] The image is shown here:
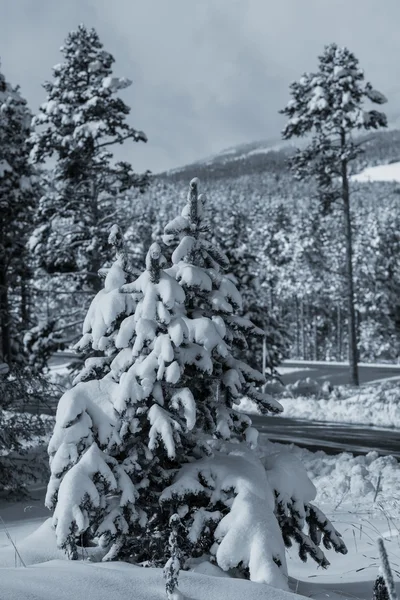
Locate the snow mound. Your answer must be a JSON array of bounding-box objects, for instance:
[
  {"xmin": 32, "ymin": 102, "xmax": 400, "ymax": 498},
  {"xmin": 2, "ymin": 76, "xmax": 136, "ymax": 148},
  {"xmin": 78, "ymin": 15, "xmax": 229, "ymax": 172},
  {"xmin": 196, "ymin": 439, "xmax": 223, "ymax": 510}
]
[
  {"xmin": 352, "ymin": 161, "xmax": 400, "ymax": 183},
  {"xmin": 0, "ymin": 559, "xmax": 302, "ymax": 600}
]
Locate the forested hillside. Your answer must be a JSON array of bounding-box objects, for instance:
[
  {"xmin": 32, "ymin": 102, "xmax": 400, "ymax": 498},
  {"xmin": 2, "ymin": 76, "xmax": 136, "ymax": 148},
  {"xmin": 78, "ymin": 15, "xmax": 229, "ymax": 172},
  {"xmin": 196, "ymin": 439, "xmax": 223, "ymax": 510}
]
[{"xmin": 24, "ymin": 129, "xmax": 400, "ymax": 369}]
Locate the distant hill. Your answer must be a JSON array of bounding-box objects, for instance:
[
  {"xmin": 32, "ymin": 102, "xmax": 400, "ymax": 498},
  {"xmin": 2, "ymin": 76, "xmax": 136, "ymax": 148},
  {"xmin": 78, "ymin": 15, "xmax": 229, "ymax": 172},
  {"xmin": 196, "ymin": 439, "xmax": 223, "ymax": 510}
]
[{"xmin": 156, "ymin": 129, "xmax": 400, "ymax": 184}]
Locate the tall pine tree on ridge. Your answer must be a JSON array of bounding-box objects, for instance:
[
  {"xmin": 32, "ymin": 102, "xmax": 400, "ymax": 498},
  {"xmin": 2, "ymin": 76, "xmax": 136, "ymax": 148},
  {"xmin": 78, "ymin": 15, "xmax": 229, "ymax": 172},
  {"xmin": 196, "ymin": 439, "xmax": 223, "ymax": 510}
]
[
  {"xmin": 26, "ymin": 24, "xmax": 150, "ymax": 370},
  {"xmin": 281, "ymin": 43, "xmax": 387, "ymax": 385},
  {"xmin": 30, "ymin": 24, "xmax": 149, "ymax": 289}
]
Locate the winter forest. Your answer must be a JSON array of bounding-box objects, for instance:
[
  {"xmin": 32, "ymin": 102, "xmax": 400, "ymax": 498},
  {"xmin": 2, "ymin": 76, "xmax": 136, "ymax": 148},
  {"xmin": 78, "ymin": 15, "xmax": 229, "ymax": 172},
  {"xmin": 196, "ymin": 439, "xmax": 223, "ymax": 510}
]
[{"xmin": 1, "ymin": 12, "xmax": 400, "ymax": 600}]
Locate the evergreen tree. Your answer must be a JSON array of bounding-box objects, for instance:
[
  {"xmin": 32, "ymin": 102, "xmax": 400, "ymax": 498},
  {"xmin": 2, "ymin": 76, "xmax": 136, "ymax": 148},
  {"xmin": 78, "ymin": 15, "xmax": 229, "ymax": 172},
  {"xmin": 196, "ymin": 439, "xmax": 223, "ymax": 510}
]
[
  {"xmin": 46, "ymin": 179, "xmax": 347, "ymax": 591},
  {"xmin": 0, "ymin": 63, "xmax": 36, "ymax": 365},
  {"xmin": 29, "ymin": 24, "xmax": 149, "ymax": 294},
  {"xmin": 281, "ymin": 43, "xmax": 387, "ymax": 384}
]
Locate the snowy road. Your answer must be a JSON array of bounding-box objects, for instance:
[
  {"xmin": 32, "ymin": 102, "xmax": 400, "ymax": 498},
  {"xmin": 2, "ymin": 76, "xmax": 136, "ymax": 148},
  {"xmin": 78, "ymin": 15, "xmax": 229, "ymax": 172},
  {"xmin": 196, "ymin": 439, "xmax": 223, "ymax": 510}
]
[
  {"xmin": 252, "ymin": 414, "xmax": 400, "ymax": 458},
  {"xmin": 278, "ymin": 360, "xmax": 400, "ymax": 385}
]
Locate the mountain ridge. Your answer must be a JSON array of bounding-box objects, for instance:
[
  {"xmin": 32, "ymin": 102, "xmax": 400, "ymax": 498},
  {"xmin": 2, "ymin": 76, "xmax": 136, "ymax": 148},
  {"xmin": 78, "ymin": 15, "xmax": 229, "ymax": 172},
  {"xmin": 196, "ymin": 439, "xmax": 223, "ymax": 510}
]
[{"xmin": 157, "ymin": 128, "xmax": 400, "ymax": 183}]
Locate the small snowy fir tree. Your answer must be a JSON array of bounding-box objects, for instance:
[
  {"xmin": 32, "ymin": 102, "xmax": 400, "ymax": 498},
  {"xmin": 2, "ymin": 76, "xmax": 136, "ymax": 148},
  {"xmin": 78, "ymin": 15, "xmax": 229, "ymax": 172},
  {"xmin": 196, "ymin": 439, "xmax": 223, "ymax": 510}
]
[
  {"xmin": 29, "ymin": 24, "xmax": 149, "ymax": 293},
  {"xmin": 280, "ymin": 43, "xmax": 387, "ymax": 385},
  {"xmin": 47, "ymin": 180, "xmax": 347, "ymax": 594},
  {"xmin": 164, "ymin": 514, "xmax": 184, "ymax": 600}
]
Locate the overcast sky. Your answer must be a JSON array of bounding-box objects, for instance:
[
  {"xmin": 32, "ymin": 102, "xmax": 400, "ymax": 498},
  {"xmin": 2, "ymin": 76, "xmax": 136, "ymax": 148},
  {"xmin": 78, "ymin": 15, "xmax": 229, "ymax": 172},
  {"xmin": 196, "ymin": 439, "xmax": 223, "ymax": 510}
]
[{"xmin": 2, "ymin": 0, "xmax": 400, "ymax": 173}]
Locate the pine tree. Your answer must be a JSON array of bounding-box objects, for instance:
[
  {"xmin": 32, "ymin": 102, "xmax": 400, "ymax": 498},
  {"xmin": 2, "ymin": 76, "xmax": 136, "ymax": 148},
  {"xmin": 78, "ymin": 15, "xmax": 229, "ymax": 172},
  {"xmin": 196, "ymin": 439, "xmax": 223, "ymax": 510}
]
[
  {"xmin": 281, "ymin": 43, "xmax": 387, "ymax": 384},
  {"xmin": 29, "ymin": 24, "xmax": 149, "ymax": 317},
  {"xmin": 0, "ymin": 63, "xmax": 36, "ymax": 365},
  {"xmin": 46, "ymin": 179, "xmax": 347, "ymax": 591}
]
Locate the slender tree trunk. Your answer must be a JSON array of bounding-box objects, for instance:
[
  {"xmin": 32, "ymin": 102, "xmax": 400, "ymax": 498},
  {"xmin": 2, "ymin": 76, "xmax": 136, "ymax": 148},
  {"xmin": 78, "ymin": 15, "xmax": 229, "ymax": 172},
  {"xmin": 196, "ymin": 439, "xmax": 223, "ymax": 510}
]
[
  {"xmin": 313, "ymin": 314, "xmax": 318, "ymax": 361},
  {"xmin": 0, "ymin": 268, "xmax": 11, "ymax": 364},
  {"xmin": 337, "ymin": 303, "xmax": 342, "ymax": 361},
  {"xmin": 295, "ymin": 296, "xmax": 300, "ymax": 358},
  {"xmin": 300, "ymin": 299, "xmax": 306, "ymax": 360},
  {"xmin": 341, "ymin": 134, "xmax": 359, "ymax": 385}
]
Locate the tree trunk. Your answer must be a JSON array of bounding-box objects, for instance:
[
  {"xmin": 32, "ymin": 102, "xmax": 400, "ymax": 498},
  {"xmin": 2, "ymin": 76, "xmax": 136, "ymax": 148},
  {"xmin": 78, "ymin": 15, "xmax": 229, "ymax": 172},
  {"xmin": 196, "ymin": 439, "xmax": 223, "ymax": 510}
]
[
  {"xmin": 295, "ymin": 296, "xmax": 300, "ymax": 358},
  {"xmin": 337, "ymin": 303, "xmax": 342, "ymax": 361},
  {"xmin": 341, "ymin": 135, "xmax": 359, "ymax": 385},
  {"xmin": 0, "ymin": 268, "xmax": 11, "ymax": 364},
  {"xmin": 300, "ymin": 299, "xmax": 306, "ymax": 360},
  {"xmin": 262, "ymin": 335, "xmax": 267, "ymax": 390},
  {"xmin": 313, "ymin": 314, "xmax": 318, "ymax": 361}
]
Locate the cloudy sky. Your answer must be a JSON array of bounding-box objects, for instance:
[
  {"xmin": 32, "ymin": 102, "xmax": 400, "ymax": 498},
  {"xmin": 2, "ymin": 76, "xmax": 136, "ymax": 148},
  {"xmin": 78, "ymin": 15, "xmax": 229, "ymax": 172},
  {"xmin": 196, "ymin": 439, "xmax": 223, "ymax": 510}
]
[{"xmin": 2, "ymin": 0, "xmax": 400, "ymax": 173}]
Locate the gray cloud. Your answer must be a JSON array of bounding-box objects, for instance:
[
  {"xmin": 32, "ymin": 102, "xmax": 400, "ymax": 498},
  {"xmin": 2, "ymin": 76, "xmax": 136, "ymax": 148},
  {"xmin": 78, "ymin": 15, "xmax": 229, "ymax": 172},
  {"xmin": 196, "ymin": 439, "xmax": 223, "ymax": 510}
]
[{"xmin": 1, "ymin": 0, "xmax": 399, "ymax": 172}]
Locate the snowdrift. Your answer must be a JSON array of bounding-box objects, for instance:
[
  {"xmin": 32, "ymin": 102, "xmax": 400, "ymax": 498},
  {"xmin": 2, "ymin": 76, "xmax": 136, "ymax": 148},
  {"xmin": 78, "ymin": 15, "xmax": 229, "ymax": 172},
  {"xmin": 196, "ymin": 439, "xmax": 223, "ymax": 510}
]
[{"xmin": 0, "ymin": 558, "xmax": 302, "ymax": 600}]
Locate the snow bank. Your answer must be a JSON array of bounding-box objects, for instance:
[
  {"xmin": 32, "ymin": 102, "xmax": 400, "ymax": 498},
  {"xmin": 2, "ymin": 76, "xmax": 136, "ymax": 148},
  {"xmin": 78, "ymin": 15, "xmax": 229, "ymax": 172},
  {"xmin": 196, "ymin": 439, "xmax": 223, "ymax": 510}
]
[
  {"xmin": 0, "ymin": 558, "xmax": 302, "ymax": 600},
  {"xmin": 239, "ymin": 380, "xmax": 400, "ymax": 428},
  {"xmin": 278, "ymin": 382, "xmax": 400, "ymax": 428}
]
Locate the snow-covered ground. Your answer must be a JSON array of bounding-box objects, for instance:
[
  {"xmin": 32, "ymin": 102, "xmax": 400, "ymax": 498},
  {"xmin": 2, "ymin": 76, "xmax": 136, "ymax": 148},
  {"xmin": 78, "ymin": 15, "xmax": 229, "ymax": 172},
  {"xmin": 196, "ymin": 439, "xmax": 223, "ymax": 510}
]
[
  {"xmin": 1, "ymin": 440, "xmax": 399, "ymax": 600},
  {"xmin": 352, "ymin": 161, "xmax": 400, "ymax": 183},
  {"xmin": 240, "ymin": 379, "xmax": 400, "ymax": 429}
]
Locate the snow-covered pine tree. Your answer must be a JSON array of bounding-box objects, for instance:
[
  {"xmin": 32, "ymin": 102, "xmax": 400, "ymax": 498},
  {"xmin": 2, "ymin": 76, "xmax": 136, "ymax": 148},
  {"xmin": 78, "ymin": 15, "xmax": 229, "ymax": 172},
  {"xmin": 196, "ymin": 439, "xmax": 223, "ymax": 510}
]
[
  {"xmin": 0, "ymin": 63, "xmax": 36, "ymax": 365},
  {"xmin": 29, "ymin": 24, "xmax": 149, "ymax": 290},
  {"xmin": 280, "ymin": 43, "xmax": 387, "ymax": 384},
  {"xmin": 159, "ymin": 178, "xmax": 347, "ymax": 588},
  {"xmin": 27, "ymin": 24, "xmax": 150, "ymax": 369},
  {"xmin": 46, "ymin": 180, "xmax": 347, "ymax": 592}
]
